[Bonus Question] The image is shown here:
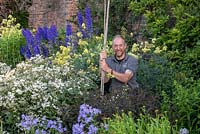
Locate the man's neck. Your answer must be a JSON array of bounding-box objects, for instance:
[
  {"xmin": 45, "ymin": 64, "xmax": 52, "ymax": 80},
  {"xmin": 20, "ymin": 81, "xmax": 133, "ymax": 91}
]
[{"xmin": 115, "ymin": 54, "xmax": 126, "ymax": 61}]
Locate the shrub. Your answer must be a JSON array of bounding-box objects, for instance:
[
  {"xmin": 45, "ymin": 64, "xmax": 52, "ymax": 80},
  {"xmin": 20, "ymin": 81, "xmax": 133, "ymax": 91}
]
[{"xmin": 0, "ymin": 55, "xmax": 97, "ymax": 133}]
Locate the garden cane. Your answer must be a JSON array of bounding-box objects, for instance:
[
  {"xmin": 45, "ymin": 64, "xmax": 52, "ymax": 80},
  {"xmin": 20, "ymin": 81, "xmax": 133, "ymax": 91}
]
[{"xmin": 100, "ymin": 0, "xmax": 110, "ymax": 96}]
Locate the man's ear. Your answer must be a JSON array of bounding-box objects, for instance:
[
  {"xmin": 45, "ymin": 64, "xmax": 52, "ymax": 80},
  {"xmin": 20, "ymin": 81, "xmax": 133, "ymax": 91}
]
[{"xmin": 125, "ymin": 43, "xmax": 127, "ymax": 49}]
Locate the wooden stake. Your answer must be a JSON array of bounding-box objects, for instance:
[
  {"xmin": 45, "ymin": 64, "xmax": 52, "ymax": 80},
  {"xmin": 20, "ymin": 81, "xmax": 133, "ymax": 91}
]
[{"xmin": 100, "ymin": 0, "xmax": 110, "ymax": 96}]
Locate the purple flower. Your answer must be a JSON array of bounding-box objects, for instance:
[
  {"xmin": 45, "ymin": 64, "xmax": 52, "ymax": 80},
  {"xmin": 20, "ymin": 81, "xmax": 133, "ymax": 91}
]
[
  {"xmin": 104, "ymin": 124, "xmax": 108, "ymax": 131},
  {"xmin": 49, "ymin": 25, "xmax": 58, "ymax": 40},
  {"xmin": 19, "ymin": 114, "xmax": 67, "ymax": 133},
  {"xmin": 77, "ymin": 10, "xmax": 86, "ymax": 38},
  {"xmin": 22, "ymin": 29, "xmax": 35, "ymax": 46},
  {"xmin": 41, "ymin": 44, "xmax": 49, "ymax": 57},
  {"xmin": 77, "ymin": 11, "xmax": 84, "ymax": 30},
  {"xmin": 78, "ymin": 104, "xmax": 101, "ymax": 124},
  {"xmin": 85, "ymin": 6, "xmax": 93, "ymax": 38},
  {"xmin": 66, "ymin": 24, "xmax": 73, "ymax": 46},
  {"xmin": 66, "ymin": 24, "xmax": 72, "ymax": 36},
  {"xmin": 72, "ymin": 123, "xmax": 85, "ymax": 134},
  {"xmin": 88, "ymin": 124, "xmax": 98, "ymax": 134},
  {"xmin": 42, "ymin": 26, "xmax": 48, "ymax": 40},
  {"xmin": 73, "ymin": 104, "xmax": 102, "ymax": 134},
  {"xmin": 33, "ymin": 45, "xmax": 41, "ymax": 56}
]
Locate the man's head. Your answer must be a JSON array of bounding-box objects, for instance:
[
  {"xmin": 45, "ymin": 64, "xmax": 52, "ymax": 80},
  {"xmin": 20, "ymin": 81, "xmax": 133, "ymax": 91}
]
[{"xmin": 112, "ymin": 35, "xmax": 127, "ymax": 60}]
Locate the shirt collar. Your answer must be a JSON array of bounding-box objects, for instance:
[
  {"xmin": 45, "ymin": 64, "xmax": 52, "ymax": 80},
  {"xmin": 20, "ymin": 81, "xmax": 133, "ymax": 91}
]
[{"xmin": 112, "ymin": 54, "xmax": 128, "ymax": 63}]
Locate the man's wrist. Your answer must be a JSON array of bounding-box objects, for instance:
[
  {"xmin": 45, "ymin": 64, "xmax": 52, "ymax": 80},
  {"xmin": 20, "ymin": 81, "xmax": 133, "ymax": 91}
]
[{"xmin": 111, "ymin": 69, "xmax": 113, "ymax": 75}]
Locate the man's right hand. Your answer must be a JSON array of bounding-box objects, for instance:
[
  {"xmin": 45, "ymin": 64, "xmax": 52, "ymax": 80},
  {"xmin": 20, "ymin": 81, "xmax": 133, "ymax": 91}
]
[{"xmin": 100, "ymin": 50, "xmax": 107, "ymax": 60}]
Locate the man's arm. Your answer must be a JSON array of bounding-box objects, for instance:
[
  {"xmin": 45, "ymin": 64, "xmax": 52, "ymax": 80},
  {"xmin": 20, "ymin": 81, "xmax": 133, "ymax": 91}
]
[{"xmin": 100, "ymin": 59, "xmax": 133, "ymax": 84}]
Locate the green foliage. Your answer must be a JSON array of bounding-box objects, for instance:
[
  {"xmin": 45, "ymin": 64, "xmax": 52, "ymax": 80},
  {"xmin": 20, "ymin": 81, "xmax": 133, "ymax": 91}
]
[
  {"xmin": 171, "ymin": 80, "xmax": 200, "ymax": 133},
  {"xmin": 137, "ymin": 55, "xmax": 175, "ymax": 95},
  {"xmin": 99, "ymin": 111, "xmax": 178, "ymax": 134},
  {"xmin": 72, "ymin": 35, "xmax": 112, "ymax": 83},
  {"xmin": 0, "ymin": 15, "xmax": 25, "ymax": 67},
  {"xmin": 129, "ymin": 0, "xmax": 200, "ymax": 79},
  {"xmin": 129, "ymin": 40, "xmax": 174, "ymax": 95},
  {"xmin": 78, "ymin": 0, "xmax": 138, "ymax": 37}
]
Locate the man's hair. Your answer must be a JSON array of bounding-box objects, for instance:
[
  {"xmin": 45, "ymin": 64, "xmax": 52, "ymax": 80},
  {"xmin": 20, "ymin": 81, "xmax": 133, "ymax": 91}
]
[{"xmin": 112, "ymin": 35, "xmax": 126, "ymax": 45}]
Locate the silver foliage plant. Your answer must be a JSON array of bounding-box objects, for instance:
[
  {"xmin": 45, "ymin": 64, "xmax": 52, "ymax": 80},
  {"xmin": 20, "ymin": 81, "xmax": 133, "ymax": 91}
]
[{"xmin": 0, "ymin": 55, "xmax": 97, "ymax": 116}]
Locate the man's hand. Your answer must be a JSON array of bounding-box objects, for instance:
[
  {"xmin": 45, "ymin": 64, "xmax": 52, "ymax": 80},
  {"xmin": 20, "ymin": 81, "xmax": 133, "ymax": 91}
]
[
  {"xmin": 100, "ymin": 50, "xmax": 107, "ymax": 60},
  {"xmin": 100, "ymin": 59, "xmax": 111, "ymax": 73}
]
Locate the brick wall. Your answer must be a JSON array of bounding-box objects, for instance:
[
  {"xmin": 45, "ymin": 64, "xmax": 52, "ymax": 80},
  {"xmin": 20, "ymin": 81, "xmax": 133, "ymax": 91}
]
[{"xmin": 28, "ymin": 0, "xmax": 78, "ymax": 29}]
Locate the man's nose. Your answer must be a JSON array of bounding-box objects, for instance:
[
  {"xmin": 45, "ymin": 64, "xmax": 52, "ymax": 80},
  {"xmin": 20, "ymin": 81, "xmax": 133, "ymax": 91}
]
[{"xmin": 116, "ymin": 46, "xmax": 120, "ymax": 50}]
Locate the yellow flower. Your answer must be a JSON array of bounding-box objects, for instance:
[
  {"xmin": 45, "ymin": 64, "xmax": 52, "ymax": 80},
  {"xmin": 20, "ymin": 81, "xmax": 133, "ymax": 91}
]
[
  {"xmin": 87, "ymin": 59, "xmax": 91, "ymax": 64},
  {"xmin": 74, "ymin": 54, "xmax": 78, "ymax": 58},
  {"xmin": 91, "ymin": 66, "xmax": 97, "ymax": 72},
  {"xmin": 162, "ymin": 46, "xmax": 167, "ymax": 51},
  {"xmin": 152, "ymin": 38, "xmax": 157, "ymax": 44},
  {"xmin": 82, "ymin": 23, "xmax": 86, "ymax": 29},
  {"xmin": 106, "ymin": 73, "xmax": 114, "ymax": 78},
  {"xmin": 83, "ymin": 48, "xmax": 89, "ymax": 54},
  {"xmin": 130, "ymin": 32, "xmax": 133, "ymax": 37},
  {"xmin": 78, "ymin": 39, "xmax": 88, "ymax": 47},
  {"xmin": 77, "ymin": 32, "xmax": 82, "ymax": 38},
  {"xmin": 131, "ymin": 43, "xmax": 139, "ymax": 52},
  {"xmin": 90, "ymin": 53, "xmax": 95, "ymax": 57},
  {"xmin": 154, "ymin": 47, "xmax": 162, "ymax": 54},
  {"xmin": 78, "ymin": 70, "xmax": 85, "ymax": 75},
  {"xmin": 142, "ymin": 47, "xmax": 151, "ymax": 53},
  {"xmin": 95, "ymin": 35, "xmax": 102, "ymax": 41}
]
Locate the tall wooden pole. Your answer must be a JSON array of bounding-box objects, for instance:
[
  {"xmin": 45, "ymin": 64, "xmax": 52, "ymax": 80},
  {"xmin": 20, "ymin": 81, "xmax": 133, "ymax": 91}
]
[{"xmin": 100, "ymin": 0, "xmax": 110, "ymax": 96}]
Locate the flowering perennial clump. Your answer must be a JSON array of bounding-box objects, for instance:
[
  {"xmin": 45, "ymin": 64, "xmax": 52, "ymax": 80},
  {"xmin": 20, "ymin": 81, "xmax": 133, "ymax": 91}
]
[
  {"xmin": 0, "ymin": 55, "xmax": 97, "ymax": 116},
  {"xmin": 72, "ymin": 104, "xmax": 101, "ymax": 134},
  {"xmin": 20, "ymin": 25, "xmax": 58, "ymax": 59},
  {"xmin": 77, "ymin": 6, "xmax": 93, "ymax": 38},
  {"xmin": 19, "ymin": 114, "xmax": 67, "ymax": 133}
]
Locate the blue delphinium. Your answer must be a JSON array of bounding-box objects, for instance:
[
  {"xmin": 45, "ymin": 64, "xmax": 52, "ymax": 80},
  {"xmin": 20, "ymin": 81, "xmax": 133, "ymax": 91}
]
[
  {"xmin": 48, "ymin": 25, "xmax": 58, "ymax": 42},
  {"xmin": 77, "ymin": 11, "xmax": 84, "ymax": 29},
  {"xmin": 85, "ymin": 6, "xmax": 93, "ymax": 38},
  {"xmin": 65, "ymin": 24, "xmax": 73, "ymax": 47},
  {"xmin": 20, "ymin": 25, "xmax": 59, "ymax": 59},
  {"xmin": 19, "ymin": 114, "xmax": 67, "ymax": 133},
  {"xmin": 41, "ymin": 44, "xmax": 49, "ymax": 58},
  {"xmin": 22, "ymin": 29, "xmax": 35, "ymax": 47},
  {"xmin": 72, "ymin": 104, "xmax": 101, "ymax": 134},
  {"xmin": 20, "ymin": 45, "xmax": 32, "ymax": 59},
  {"xmin": 77, "ymin": 6, "xmax": 94, "ymax": 39},
  {"xmin": 77, "ymin": 11, "xmax": 86, "ymax": 38}
]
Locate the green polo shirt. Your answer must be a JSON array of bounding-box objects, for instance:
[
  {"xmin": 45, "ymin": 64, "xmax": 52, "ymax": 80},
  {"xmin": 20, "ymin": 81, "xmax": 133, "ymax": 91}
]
[{"xmin": 106, "ymin": 54, "xmax": 139, "ymax": 90}]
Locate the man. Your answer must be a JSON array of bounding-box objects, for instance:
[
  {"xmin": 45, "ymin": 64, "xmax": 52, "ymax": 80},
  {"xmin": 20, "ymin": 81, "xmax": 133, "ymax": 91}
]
[{"xmin": 100, "ymin": 35, "xmax": 139, "ymax": 93}]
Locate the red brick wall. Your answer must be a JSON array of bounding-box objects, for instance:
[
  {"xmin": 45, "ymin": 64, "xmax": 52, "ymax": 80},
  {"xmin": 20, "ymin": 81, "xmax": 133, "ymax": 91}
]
[{"xmin": 28, "ymin": 0, "xmax": 78, "ymax": 30}]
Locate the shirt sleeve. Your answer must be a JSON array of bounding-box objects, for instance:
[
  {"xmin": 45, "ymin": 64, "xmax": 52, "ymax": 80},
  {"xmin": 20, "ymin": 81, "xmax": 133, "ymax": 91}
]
[{"xmin": 126, "ymin": 56, "xmax": 138, "ymax": 74}]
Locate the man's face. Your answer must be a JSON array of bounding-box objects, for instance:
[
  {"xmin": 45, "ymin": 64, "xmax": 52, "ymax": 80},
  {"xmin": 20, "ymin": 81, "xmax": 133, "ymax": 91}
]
[{"xmin": 112, "ymin": 37, "xmax": 127, "ymax": 59}]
